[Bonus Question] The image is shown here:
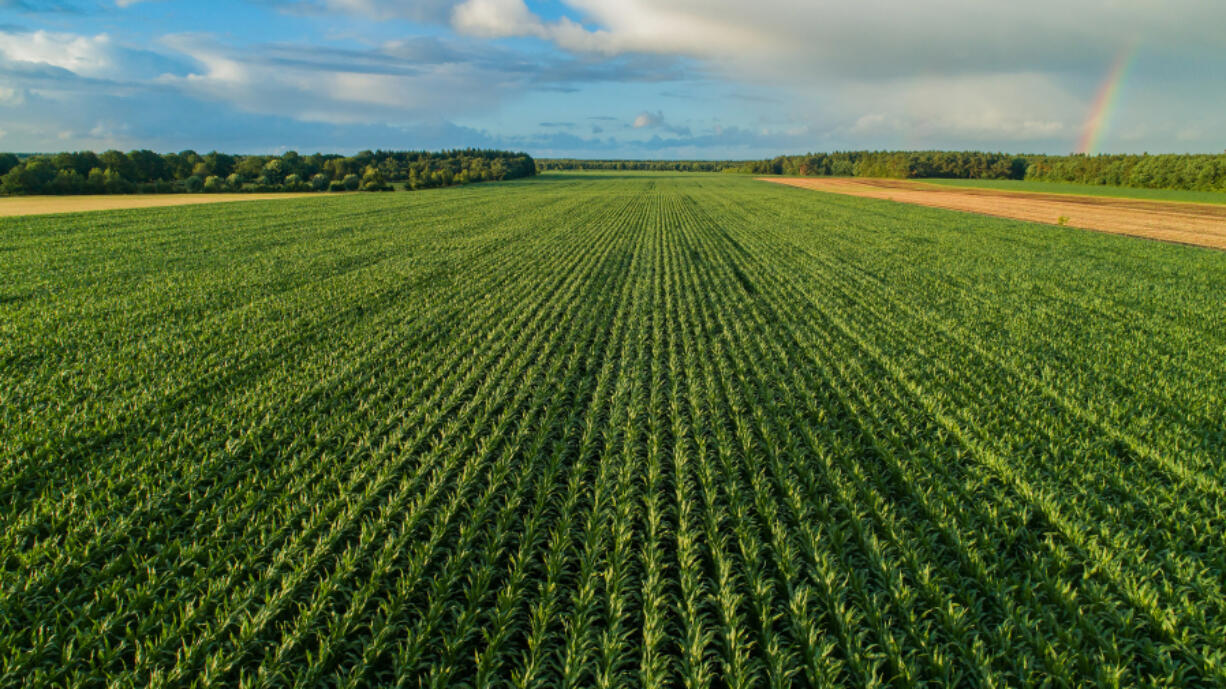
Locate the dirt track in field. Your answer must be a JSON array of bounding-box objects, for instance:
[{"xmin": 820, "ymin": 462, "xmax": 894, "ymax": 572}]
[
  {"xmin": 0, "ymin": 193, "xmax": 316, "ymax": 218},
  {"xmin": 761, "ymin": 177, "xmax": 1226, "ymax": 250}
]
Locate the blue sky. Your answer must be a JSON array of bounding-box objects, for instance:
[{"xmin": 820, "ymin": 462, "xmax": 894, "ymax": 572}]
[{"xmin": 1, "ymin": 0, "xmax": 1223, "ymax": 158}]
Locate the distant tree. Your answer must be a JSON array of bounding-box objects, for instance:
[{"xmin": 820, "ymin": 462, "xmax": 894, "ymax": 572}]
[
  {"xmin": 234, "ymin": 156, "xmax": 265, "ymax": 179},
  {"xmin": 342, "ymin": 173, "xmax": 360, "ymax": 191},
  {"xmin": 204, "ymin": 151, "xmax": 236, "ymax": 178},
  {"xmin": 0, "ymin": 152, "xmax": 19, "ymax": 176},
  {"xmin": 172, "ymin": 150, "xmax": 201, "ymax": 179},
  {"xmin": 203, "ymin": 175, "xmax": 224, "ymax": 192},
  {"xmin": 2, "ymin": 159, "xmax": 56, "ymax": 194},
  {"xmin": 324, "ymin": 158, "xmax": 349, "ymax": 180},
  {"xmin": 310, "ymin": 173, "xmax": 329, "ymax": 191},
  {"xmin": 102, "ymin": 168, "xmax": 132, "ymax": 193},
  {"xmin": 87, "ymin": 167, "xmax": 106, "ymax": 191},
  {"xmin": 262, "ymin": 159, "xmax": 286, "ymax": 185},
  {"xmin": 99, "ymin": 150, "xmax": 137, "ymax": 181},
  {"xmin": 280, "ymin": 151, "xmax": 301, "ymax": 176},
  {"xmin": 183, "ymin": 175, "xmax": 204, "ymax": 193},
  {"xmin": 304, "ymin": 153, "xmax": 327, "ymax": 177},
  {"xmin": 52, "ymin": 151, "xmax": 101, "ymax": 176},
  {"xmin": 360, "ymin": 165, "xmax": 388, "ymax": 191},
  {"xmin": 128, "ymin": 149, "xmax": 169, "ymax": 181},
  {"xmin": 46, "ymin": 169, "xmax": 84, "ymax": 194}
]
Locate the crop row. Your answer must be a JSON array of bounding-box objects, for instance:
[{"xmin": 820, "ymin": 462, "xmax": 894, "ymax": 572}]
[{"xmin": 2, "ymin": 173, "xmax": 1224, "ymax": 687}]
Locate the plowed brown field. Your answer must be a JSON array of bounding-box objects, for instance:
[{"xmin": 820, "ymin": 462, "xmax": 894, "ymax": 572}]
[
  {"xmin": 0, "ymin": 193, "xmax": 315, "ymax": 218},
  {"xmin": 762, "ymin": 177, "xmax": 1226, "ymax": 250}
]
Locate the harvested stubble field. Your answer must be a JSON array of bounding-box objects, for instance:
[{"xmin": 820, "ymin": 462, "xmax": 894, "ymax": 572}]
[
  {"xmin": 3, "ymin": 172, "xmax": 1226, "ymax": 687},
  {"xmin": 763, "ymin": 176, "xmax": 1226, "ymax": 249},
  {"xmin": 920, "ymin": 178, "xmax": 1226, "ymax": 205},
  {"xmin": 0, "ymin": 192, "xmax": 316, "ymax": 217}
]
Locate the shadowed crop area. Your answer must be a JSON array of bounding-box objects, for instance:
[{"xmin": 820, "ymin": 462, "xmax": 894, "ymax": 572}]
[{"xmin": 3, "ymin": 172, "xmax": 1226, "ymax": 687}]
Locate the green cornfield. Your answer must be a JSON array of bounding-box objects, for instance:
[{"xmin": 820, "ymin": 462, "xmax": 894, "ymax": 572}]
[{"xmin": 3, "ymin": 172, "xmax": 1226, "ymax": 687}]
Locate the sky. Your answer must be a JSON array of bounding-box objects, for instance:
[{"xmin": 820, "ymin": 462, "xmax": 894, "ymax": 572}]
[{"xmin": 0, "ymin": 0, "xmax": 1223, "ymax": 158}]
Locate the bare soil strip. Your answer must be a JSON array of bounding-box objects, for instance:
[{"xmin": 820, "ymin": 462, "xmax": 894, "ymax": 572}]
[
  {"xmin": 0, "ymin": 193, "xmax": 316, "ymax": 218},
  {"xmin": 761, "ymin": 177, "xmax": 1226, "ymax": 250}
]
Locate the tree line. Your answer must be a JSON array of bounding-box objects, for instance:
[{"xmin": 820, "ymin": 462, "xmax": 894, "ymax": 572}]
[
  {"xmin": 1022, "ymin": 154, "xmax": 1226, "ymax": 191},
  {"xmin": 740, "ymin": 151, "xmax": 1226, "ymax": 192},
  {"xmin": 734, "ymin": 151, "xmax": 1026, "ymax": 180},
  {"xmin": 6, "ymin": 147, "xmax": 1223, "ymax": 195},
  {"xmin": 537, "ymin": 159, "xmax": 739, "ymax": 172},
  {"xmin": 0, "ymin": 149, "xmax": 536, "ymax": 195},
  {"xmin": 541, "ymin": 151, "xmax": 1226, "ymax": 193}
]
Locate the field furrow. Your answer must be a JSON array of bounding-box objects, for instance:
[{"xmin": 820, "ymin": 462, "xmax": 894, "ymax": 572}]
[{"xmin": 3, "ymin": 172, "xmax": 1224, "ymax": 687}]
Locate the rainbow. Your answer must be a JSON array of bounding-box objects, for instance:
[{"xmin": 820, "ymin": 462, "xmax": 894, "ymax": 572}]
[{"xmin": 1076, "ymin": 47, "xmax": 1137, "ymax": 155}]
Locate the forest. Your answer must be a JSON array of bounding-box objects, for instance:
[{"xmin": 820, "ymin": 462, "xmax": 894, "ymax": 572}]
[
  {"xmin": 4, "ymin": 148, "xmax": 1224, "ymax": 195},
  {"xmin": 544, "ymin": 151, "xmax": 1226, "ymax": 192},
  {"xmin": 741, "ymin": 151, "xmax": 1226, "ymax": 191},
  {"xmin": 536, "ymin": 159, "xmax": 738, "ymax": 172},
  {"xmin": 0, "ymin": 149, "xmax": 536, "ymax": 195}
]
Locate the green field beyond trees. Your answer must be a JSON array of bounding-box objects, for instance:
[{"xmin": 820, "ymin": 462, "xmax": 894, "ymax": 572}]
[{"xmin": 4, "ymin": 172, "xmax": 1226, "ymax": 686}]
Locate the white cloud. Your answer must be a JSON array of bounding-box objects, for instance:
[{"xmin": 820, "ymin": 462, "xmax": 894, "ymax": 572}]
[
  {"xmin": 450, "ymin": 0, "xmax": 760, "ymax": 57},
  {"xmin": 453, "ymin": 0, "xmax": 1226, "ymax": 74},
  {"xmin": 632, "ymin": 111, "xmax": 659, "ymax": 128},
  {"xmin": 286, "ymin": 0, "xmax": 457, "ymax": 22},
  {"xmin": 0, "ymin": 85, "xmax": 24, "ymax": 106},
  {"xmin": 451, "ymin": 0, "xmax": 543, "ymax": 38},
  {"xmin": 840, "ymin": 72, "xmax": 1077, "ymax": 143},
  {"xmin": 2, "ymin": 1, "xmax": 1223, "ymax": 154},
  {"xmin": 0, "ymin": 30, "xmax": 118, "ymax": 79},
  {"xmin": 1177, "ymin": 127, "xmax": 1203, "ymax": 142},
  {"xmin": 629, "ymin": 109, "xmax": 690, "ymax": 136},
  {"xmin": 850, "ymin": 113, "xmax": 888, "ymax": 135},
  {"xmin": 155, "ymin": 34, "xmax": 528, "ymax": 126},
  {"xmin": 442, "ymin": 0, "xmax": 1226, "ymax": 148}
]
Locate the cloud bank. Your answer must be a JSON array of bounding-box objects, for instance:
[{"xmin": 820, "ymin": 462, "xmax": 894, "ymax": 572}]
[{"xmin": 0, "ymin": 0, "xmax": 1222, "ymax": 154}]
